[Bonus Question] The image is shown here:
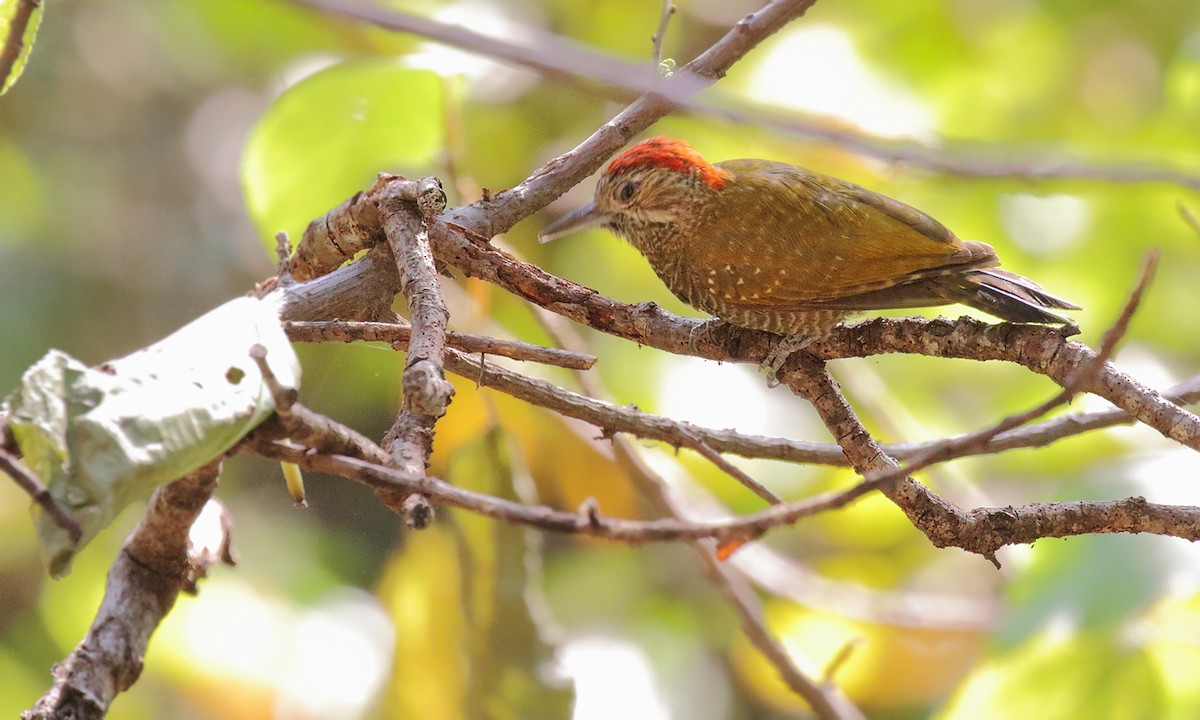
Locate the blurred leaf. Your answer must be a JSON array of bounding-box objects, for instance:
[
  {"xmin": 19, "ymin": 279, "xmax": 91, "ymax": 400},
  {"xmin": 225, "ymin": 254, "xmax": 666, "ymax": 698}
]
[
  {"xmin": 0, "ymin": 141, "xmax": 43, "ymax": 239},
  {"xmin": 452, "ymin": 428, "xmax": 573, "ymax": 719},
  {"xmin": 1001, "ymin": 536, "xmax": 1168, "ymax": 647},
  {"xmin": 379, "ymin": 428, "xmax": 572, "ymax": 719},
  {"xmin": 735, "ymin": 602, "xmax": 983, "ymax": 713},
  {"xmin": 0, "ymin": 0, "xmax": 42, "ymax": 95},
  {"xmin": 4, "ymin": 296, "xmax": 299, "ymax": 577},
  {"xmin": 939, "ymin": 630, "xmax": 1164, "ymax": 720},
  {"xmin": 377, "ymin": 526, "xmax": 468, "ymax": 720},
  {"xmin": 433, "ymin": 372, "xmax": 640, "ymax": 519},
  {"xmin": 0, "ymin": 645, "xmax": 42, "ymax": 717},
  {"xmin": 1144, "ymin": 592, "xmax": 1200, "ymax": 720},
  {"xmin": 159, "ymin": 0, "xmax": 364, "ymax": 79},
  {"xmin": 241, "ymin": 61, "xmax": 443, "ymax": 251}
]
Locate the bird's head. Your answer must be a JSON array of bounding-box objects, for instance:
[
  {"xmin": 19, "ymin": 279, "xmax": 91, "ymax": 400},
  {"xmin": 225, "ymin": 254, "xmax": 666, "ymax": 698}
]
[{"xmin": 540, "ymin": 136, "xmax": 729, "ymax": 243}]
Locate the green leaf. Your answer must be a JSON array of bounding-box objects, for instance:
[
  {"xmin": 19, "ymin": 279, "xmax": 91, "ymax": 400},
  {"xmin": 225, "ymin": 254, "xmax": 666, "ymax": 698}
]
[
  {"xmin": 379, "ymin": 428, "xmax": 573, "ymax": 717},
  {"xmin": 4, "ymin": 296, "xmax": 300, "ymax": 578},
  {"xmin": 0, "ymin": 0, "xmax": 43, "ymax": 96},
  {"xmin": 939, "ymin": 630, "xmax": 1165, "ymax": 720},
  {"xmin": 1001, "ymin": 536, "xmax": 1168, "ymax": 647},
  {"xmin": 241, "ymin": 61, "xmax": 443, "ymax": 252}
]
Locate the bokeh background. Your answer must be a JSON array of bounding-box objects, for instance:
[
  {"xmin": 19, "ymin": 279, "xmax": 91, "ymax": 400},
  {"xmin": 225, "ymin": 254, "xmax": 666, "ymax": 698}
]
[{"xmin": 2, "ymin": 0, "xmax": 1200, "ymax": 717}]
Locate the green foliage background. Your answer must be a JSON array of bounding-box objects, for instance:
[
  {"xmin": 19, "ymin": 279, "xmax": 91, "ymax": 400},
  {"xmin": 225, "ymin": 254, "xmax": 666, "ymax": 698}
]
[{"xmin": 1, "ymin": 0, "xmax": 1199, "ymax": 717}]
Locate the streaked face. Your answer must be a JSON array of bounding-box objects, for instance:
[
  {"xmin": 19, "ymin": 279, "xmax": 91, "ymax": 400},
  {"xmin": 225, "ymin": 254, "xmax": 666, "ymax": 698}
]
[{"xmin": 539, "ymin": 137, "xmax": 724, "ymax": 243}]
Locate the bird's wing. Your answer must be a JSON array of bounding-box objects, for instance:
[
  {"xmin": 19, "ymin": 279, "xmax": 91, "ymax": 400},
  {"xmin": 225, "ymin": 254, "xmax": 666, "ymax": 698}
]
[{"xmin": 700, "ymin": 160, "xmax": 997, "ymax": 303}]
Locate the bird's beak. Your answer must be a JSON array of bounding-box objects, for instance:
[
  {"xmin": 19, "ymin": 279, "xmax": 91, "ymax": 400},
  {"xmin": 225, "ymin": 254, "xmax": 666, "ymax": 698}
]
[{"xmin": 539, "ymin": 203, "xmax": 610, "ymax": 243}]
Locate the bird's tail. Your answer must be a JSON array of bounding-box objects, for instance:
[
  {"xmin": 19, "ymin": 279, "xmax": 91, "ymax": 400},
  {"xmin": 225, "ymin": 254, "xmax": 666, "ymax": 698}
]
[{"xmin": 945, "ymin": 269, "xmax": 1079, "ymax": 325}]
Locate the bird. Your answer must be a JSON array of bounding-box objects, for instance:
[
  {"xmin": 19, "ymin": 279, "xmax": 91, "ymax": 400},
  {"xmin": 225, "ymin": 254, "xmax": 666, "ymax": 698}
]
[{"xmin": 540, "ymin": 136, "xmax": 1078, "ymax": 377}]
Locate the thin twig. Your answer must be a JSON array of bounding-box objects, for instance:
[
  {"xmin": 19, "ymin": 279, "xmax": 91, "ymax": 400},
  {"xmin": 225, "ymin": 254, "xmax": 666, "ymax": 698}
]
[
  {"xmin": 531, "ymin": 308, "xmax": 863, "ymax": 719},
  {"xmin": 284, "ymin": 319, "xmax": 596, "ymax": 370},
  {"xmin": 249, "ymin": 345, "xmax": 391, "ymax": 466},
  {"xmin": 246, "ymin": 440, "xmax": 1200, "ymax": 548},
  {"xmin": 289, "ymin": 0, "xmax": 1200, "ymax": 191},
  {"xmin": 780, "ymin": 253, "xmax": 1161, "ymax": 564},
  {"xmin": 677, "ymin": 429, "xmax": 784, "ymax": 505},
  {"xmin": 651, "ymin": 0, "xmax": 676, "ymax": 65},
  {"xmin": 443, "ymin": 0, "xmax": 821, "ymax": 239},
  {"xmin": 0, "ymin": 448, "xmax": 82, "ymax": 544},
  {"xmin": 861, "ymin": 249, "xmax": 1159, "ymax": 483},
  {"xmin": 431, "ymin": 327, "xmax": 1200, "ymax": 466},
  {"xmin": 823, "ymin": 640, "xmax": 863, "ymax": 684},
  {"xmin": 1181, "ymin": 204, "xmax": 1200, "ymax": 238}
]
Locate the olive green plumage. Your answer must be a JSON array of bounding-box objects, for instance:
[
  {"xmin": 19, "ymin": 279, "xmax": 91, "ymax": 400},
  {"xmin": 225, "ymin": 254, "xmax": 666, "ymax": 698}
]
[{"xmin": 542, "ymin": 137, "xmax": 1078, "ymax": 336}]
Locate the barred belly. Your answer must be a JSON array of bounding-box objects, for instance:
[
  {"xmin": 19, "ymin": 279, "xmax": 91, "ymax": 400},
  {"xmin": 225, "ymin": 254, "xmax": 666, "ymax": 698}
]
[{"xmin": 712, "ymin": 306, "xmax": 845, "ymax": 336}]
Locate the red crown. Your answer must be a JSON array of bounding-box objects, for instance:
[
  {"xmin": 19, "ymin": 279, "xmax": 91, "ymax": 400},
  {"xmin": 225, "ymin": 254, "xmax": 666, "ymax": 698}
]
[{"xmin": 606, "ymin": 136, "xmax": 729, "ymax": 189}]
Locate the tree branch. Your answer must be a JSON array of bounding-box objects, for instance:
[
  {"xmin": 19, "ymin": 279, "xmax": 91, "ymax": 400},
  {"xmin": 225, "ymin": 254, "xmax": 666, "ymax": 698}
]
[
  {"xmin": 532, "ymin": 308, "xmax": 864, "ymax": 720},
  {"xmin": 443, "ymin": 0, "xmax": 821, "ymax": 239},
  {"xmin": 245, "ymin": 439, "xmax": 1200, "ymax": 549},
  {"xmin": 285, "ymin": 173, "xmax": 1200, "ymax": 462},
  {"xmin": 284, "ymin": 320, "xmax": 596, "ymax": 370},
  {"xmin": 841, "ymin": 250, "xmax": 1157, "ymax": 485},
  {"xmin": 378, "ymin": 179, "xmax": 454, "ymax": 526},
  {"xmin": 24, "ymin": 461, "xmax": 229, "ymax": 720}
]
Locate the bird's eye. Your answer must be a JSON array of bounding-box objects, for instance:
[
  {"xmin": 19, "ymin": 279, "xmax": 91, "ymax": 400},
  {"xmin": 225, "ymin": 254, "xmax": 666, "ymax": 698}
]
[{"xmin": 617, "ymin": 180, "xmax": 637, "ymax": 203}]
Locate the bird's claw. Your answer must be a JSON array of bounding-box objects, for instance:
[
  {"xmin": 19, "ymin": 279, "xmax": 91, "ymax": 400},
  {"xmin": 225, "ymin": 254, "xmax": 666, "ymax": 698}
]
[{"xmin": 762, "ymin": 334, "xmax": 815, "ymax": 387}]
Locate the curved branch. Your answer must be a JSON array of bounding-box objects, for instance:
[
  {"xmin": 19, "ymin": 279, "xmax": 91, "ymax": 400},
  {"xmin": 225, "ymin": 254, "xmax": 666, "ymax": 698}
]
[
  {"xmin": 439, "ymin": 335, "xmax": 1200, "ymax": 467},
  {"xmin": 814, "ymin": 318, "xmax": 1200, "ymax": 452},
  {"xmin": 246, "ymin": 440, "xmax": 1200, "ymax": 550}
]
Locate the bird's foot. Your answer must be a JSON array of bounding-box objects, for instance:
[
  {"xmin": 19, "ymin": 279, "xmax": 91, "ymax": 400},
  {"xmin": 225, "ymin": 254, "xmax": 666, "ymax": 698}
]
[{"xmin": 762, "ymin": 334, "xmax": 815, "ymax": 387}]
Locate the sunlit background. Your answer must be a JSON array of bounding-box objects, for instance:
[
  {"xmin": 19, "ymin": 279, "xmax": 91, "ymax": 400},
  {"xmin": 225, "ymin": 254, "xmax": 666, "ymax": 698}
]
[{"xmin": 2, "ymin": 0, "xmax": 1200, "ymax": 717}]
